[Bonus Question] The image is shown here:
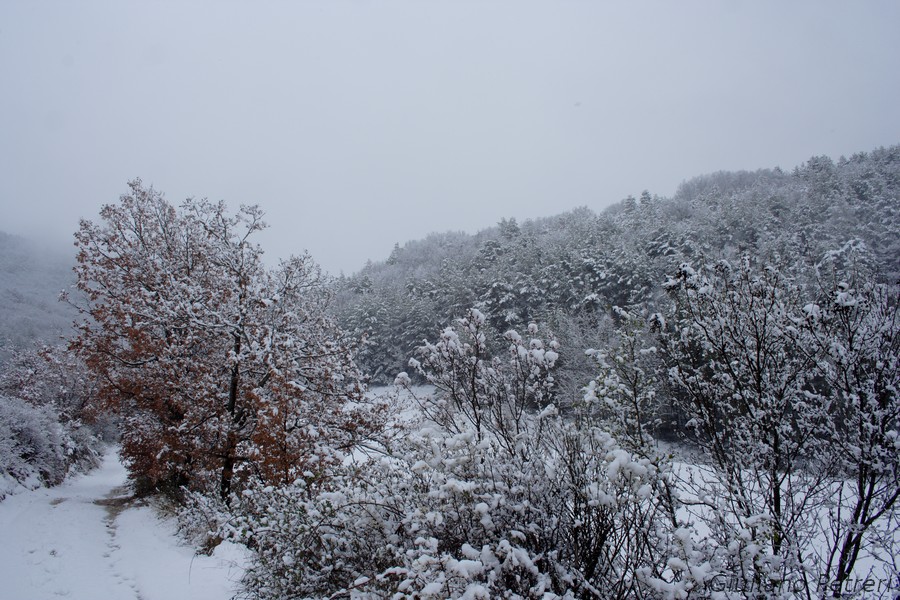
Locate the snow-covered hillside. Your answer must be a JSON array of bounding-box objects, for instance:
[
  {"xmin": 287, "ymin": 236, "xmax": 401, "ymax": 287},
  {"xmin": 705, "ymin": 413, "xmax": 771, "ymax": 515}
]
[
  {"xmin": 0, "ymin": 449, "xmax": 247, "ymax": 600},
  {"xmin": 0, "ymin": 232, "xmax": 76, "ymax": 365}
]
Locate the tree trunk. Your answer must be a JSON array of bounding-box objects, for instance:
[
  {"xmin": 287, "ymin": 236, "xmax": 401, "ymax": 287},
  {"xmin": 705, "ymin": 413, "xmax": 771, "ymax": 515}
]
[{"xmin": 220, "ymin": 334, "xmax": 241, "ymax": 503}]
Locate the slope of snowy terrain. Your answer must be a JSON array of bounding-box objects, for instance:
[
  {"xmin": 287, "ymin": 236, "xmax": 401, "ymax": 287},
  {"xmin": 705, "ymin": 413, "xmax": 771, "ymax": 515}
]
[{"xmin": 0, "ymin": 449, "xmax": 247, "ymax": 600}]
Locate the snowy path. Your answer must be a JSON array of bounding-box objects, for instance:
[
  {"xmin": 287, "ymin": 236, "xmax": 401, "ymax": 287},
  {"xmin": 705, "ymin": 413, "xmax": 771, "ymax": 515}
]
[{"xmin": 0, "ymin": 449, "xmax": 247, "ymax": 600}]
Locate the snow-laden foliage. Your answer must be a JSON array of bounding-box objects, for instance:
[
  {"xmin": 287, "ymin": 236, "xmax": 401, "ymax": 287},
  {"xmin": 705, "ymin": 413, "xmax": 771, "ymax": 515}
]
[
  {"xmin": 661, "ymin": 258, "xmax": 833, "ymax": 594},
  {"xmin": 661, "ymin": 254, "xmax": 900, "ymax": 596},
  {"xmin": 67, "ymin": 181, "xmax": 380, "ymax": 501},
  {"xmin": 583, "ymin": 306, "xmax": 667, "ymax": 450},
  {"xmin": 0, "ymin": 345, "xmax": 105, "ymax": 498},
  {"xmin": 334, "ymin": 145, "xmax": 900, "ymax": 392},
  {"xmin": 802, "ymin": 245, "xmax": 900, "ymax": 590},
  {"xmin": 228, "ymin": 312, "xmax": 700, "ymax": 599},
  {"xmin": 404, "ymin": 308, "xmax": 559, "ymax": 447},
  {"xmin": 0, "ymin": 394, "xmax": 71, "ymax": 494},
  {"xmin": 228, "ymin": 277, "xmax": 899, "ymax": 598}
]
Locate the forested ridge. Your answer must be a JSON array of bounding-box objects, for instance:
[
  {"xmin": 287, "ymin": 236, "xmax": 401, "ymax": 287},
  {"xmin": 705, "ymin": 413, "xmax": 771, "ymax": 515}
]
[
  {"xmin": 335, "ymin": 146, "xmax": 900, "ymax": 394},
  {"xmin": 0, "ymin": 144, "xmax": 897, "ymax": 599}
]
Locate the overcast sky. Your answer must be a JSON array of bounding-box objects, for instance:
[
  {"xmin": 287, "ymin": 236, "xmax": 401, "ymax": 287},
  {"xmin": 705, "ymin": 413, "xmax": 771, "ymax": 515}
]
[{"xmin": 2, "ymin": 1, "xmax": 899, "ymax": 275}]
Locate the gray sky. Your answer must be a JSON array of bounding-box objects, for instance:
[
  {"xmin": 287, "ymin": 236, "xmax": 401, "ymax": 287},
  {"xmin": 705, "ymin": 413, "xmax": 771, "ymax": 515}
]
[{"xmin": 2, "ymin": 1, "xmax": 899, "ymax": 275}]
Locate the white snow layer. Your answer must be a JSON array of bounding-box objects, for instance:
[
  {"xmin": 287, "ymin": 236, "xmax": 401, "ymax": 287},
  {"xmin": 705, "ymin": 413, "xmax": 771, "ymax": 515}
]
[{"xmin": 0, "ymin": 448, "xmax": 247, "ymax": 600}]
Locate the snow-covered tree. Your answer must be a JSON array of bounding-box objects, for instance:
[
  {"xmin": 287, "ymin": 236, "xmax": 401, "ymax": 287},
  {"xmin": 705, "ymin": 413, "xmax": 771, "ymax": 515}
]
[
  {"xmin": 68, "ymin": 180, "xmax": 375, "ymax": 501},
  {"xmin": 661, "ymin": 258, "xmax": 837, "ymax": 593},
  {"xmin": 404, "ymin": 308, "xmax": 558, "ymax": 447},
  {"xmin": 583, "ymin": 306, "xmax": 666, "ymax": 450},
  {"xmin": 661, "ymin": 254, "xmax": 899, "ymax": 596},
  {"xmin": 801, "ymin": 245, "xmax": 900, "ymax": 592}
]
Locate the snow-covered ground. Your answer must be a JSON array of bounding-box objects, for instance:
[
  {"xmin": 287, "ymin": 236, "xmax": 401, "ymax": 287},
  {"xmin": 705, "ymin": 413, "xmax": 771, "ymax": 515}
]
[{"xmin": 0, "ymin": 449, "xmax": 247, "ymax": 600}]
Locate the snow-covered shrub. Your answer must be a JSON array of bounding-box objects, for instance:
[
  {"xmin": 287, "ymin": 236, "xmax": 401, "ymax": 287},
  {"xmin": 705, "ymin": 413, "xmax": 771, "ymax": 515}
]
[
  {"xmin": 174, "ymin": 488, "xmax": 234, "ymax": 554},
  {"xmin": 801, "ymin": 247, "xmax": 900, "ymax": 591},
  {"xmin": 661, "ymin": 254, "xmax": 900, "ymax": 596},
  {"xmin": 0, "ymin": 395, "xmax": 69, "ymax": 495},
  {"xmin": 230, "ymin": 310, "xmax": 698, "ymax": 599},
  {"xmin": 0, "ymin": 345, "xmax": 104, "ymax": 499},
  {"xmin": 583, "ymin": 305, "xmax": 667, "ymax": 450},
  {"xmin": 404, "ymin": 308, "xmax": 559, "ymax": 445},
  {"xmin": 232, "ymin": 414, "xmax": 694, "ymax": 599}
]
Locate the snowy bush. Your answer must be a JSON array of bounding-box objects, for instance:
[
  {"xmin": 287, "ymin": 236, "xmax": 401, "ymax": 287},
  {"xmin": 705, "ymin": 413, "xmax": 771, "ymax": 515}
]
[
  {"xmin": 0, "ymin": 345, "xmax": 104, "ymax": 499},
  {"xmin": 228, "ymin": 311, "xmax": 700, "ymax": 599},
  {"xmin": 0, "ymin": 395, "xmax": 69, "ymax": 495},
  {"xmin": 661, "ymin": 253, "xmax": 900, "ymax": 596},
  {"xmin": 583, "ymin": 305, "xmax": 666, "ymax": 450},
  {"xmin": 175, "ymin": 488, "xmax": 234, "ymax": 554},
  {"xmin": 231, "ymin": 416, "xmax": 695, "ymax": 599}
]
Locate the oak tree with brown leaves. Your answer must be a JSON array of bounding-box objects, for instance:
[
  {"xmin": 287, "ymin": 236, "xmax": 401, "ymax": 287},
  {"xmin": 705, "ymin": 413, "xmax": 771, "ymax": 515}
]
[{"xmin": 68, "ymin": 180, "xmax": 375, "ymax": 501}]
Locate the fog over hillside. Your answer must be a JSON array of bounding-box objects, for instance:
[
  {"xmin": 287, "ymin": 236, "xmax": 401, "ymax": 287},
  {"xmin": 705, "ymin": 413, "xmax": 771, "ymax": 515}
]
[{"xmin": 0, "ymin": 232, "xmax": 77, "ymax": 364}]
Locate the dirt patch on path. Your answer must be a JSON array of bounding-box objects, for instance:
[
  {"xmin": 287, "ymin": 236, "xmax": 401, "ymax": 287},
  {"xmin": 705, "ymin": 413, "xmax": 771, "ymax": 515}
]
[{"xmin": 94, "ymin": 483, "xmax": 141, "ymax": 522}]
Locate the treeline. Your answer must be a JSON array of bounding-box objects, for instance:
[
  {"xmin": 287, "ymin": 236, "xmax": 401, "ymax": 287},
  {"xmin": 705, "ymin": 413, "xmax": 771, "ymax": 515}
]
[{"xmin": 334, "ymin": 146, "xmax": 900, "ymax": 400}]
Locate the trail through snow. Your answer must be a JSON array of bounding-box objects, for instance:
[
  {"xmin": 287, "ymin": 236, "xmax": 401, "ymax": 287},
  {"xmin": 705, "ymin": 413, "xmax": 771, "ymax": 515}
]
[{"xmin": 0, "ymin": 449, "xmax": 247, "ymax": 600}]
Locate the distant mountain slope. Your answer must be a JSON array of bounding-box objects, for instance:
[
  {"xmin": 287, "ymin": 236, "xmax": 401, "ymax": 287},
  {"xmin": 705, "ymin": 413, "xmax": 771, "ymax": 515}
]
[{"xmin": 0, "ymin": 232, "xmax": 77, "ymax": 363}]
